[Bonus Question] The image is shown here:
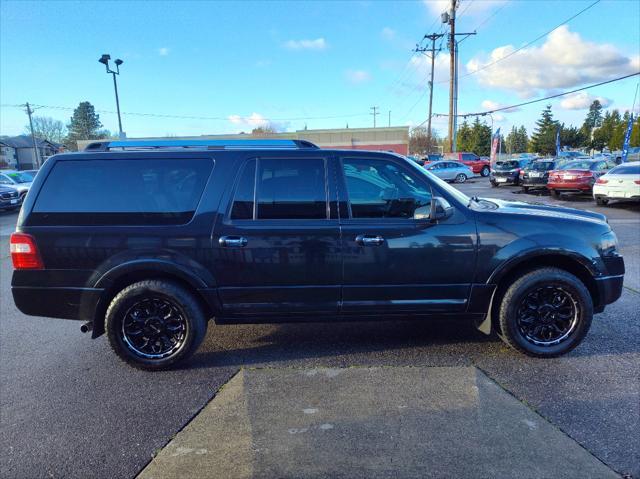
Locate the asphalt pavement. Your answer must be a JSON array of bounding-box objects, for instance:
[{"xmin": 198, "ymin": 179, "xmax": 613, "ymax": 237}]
[{"xmin": 1, "ymin": 177, "xmax": 638, "ymax": 478}]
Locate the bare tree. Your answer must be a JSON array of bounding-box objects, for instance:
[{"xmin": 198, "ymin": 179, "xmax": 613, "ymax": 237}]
[
  {"xmin": 24, "ymin": 116, "xmax": 67, "ymax": 144},
  {"xmin": 251, "ymin": 123, "xmax": 279, "ymax": 136}
]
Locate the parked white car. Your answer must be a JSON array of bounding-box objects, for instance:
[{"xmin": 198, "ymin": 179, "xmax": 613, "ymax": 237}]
[{"xmin": 592, "ymin": 161, "xmax": 640, "ymax": 205}]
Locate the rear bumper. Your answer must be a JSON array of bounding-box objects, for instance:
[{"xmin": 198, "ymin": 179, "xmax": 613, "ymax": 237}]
[
  {"xmin": 521, "ymin": 178, "xmax": 548, "ymax": 187},
  {"xmin": 12, "ymin": 286, "xmax": 103, "ymax": 320},
  {"xmin": 547, "ymin": 181, "xmax": 592, "ymax": 192}
]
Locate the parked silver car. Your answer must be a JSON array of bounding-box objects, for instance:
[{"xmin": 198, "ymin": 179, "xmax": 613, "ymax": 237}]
[
  {"xmin": 0, "ymin": 170, "xmax": 33, "ymax": 199},
  {"xmin": 424, "ymin": 160, "xmax": 474, "ymax": 183}
]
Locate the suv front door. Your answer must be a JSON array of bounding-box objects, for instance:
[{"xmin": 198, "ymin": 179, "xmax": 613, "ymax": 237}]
[
  {"xmin": 337, "ymin": 155, "xmax": 476, "ymax": 314},
  {"xmin": 212, "ymin": 154, "xmax": 341, "ymax": 317}
]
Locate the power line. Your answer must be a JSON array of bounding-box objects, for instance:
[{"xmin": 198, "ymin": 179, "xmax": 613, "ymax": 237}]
[
  {"xmin": 0, "ymin": 103, "xmax": 368, "ymax": 122},
  {"xmin": 438, "ymin": 0, "xmax": 601, "ymax": 84},
  {"xmin": 432, "ymin": 71, "xmax": 640, "ymax": 118}
]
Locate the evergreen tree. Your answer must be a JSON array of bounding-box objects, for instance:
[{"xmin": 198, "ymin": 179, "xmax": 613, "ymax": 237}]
[
  {"xmin": 584, "ymin": 100, "xmax": 604, "ymax": 129},
  {"xmin": 468, "ymin": 117, "xmax": 492, "ymax": 156},
  {"xmin": 505, "ymin": 126, "xmax": 517, "ymax": 154},
  {"xmin": 516, "ymin": 126, "xmax": 528, "ymax": 153},
  {"xmin": 529, "ymin": 105, "xmax": 558, "ymax": 155},
  {"xmin": 592, "ymin": 110, "xmax": 618, "ymax": 151},
  {"xmin": 65, "ymin": 101, "xmax": 105, "ymax": 150},
  {"xmin": 456, "ymin": 120, "xmax": 473, "ymax": 152},
  {"xmin": 560, "ymin": 124, "xmax": 584, "ymax": 149}
]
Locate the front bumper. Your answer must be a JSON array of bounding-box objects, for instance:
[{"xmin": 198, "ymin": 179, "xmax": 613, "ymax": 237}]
[{"xmin": 593, "ymin": 254, "xmax": 625, "ymax": 312}]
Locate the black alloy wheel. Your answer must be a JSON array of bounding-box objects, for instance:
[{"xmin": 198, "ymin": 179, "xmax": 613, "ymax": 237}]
[
  {"xmin": 121, "ymin": 297, "xmax": 187, "ymax": 359},
  {"xmin": 515, "ymin": 285, "xmax": 579, "ymax": 346}
]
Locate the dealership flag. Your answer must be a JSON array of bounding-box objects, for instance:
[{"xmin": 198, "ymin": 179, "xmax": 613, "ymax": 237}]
[
  {"xmin": 621, "ymin": 113, "xmax": 634, "ymax": 163},
  {"xmin": 490, "ymin": 127, "xmax": 500, "ymax": 168},
  {"xmin": 556, "ymin": 126, "xmax": 561, "ymax": 157}
]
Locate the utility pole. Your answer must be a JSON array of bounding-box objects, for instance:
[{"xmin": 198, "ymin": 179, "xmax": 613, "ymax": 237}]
[
  {"xmin": 446, "ymin": 0, "xmax": 457, "ymax": 153},
  {"xmin": 370, "ymin": 106, "xmax": 379, "ymax": 128},
  {"xmin": 388, "ymin": 110, "xmax": 391, "ymax": 127},
  {"xmin": 25, "ymin": 102, "xmax": 41, "ymax": 169},
  {"xmin": 415, "ymin": 33, "xmax": 444, "ymax": 153}
]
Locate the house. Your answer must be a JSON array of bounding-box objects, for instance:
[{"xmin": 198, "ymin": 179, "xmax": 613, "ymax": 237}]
[{"xmin": 0, "ymin": 135, "xmax": 62, "ymax": 170}]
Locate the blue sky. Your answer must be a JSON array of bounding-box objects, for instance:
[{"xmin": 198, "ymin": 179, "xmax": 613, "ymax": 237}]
[{"xmin": 1, "ymin": 0, "xmax": 638, "ymax": 139}]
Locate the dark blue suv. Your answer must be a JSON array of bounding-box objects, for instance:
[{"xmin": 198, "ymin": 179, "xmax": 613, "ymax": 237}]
[{"xmin": 10, "ymin": 140, "xmax": 624, "ymax": 369}]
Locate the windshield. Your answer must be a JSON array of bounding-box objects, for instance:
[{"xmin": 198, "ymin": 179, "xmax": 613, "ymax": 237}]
[
  {"xmin": 495, "ymin": 161, "xmax": 520, "ymax": 170},
  {"xmin": 560, "ymin": 160, "xmax": 593, "ymax": 170},
  {"xmin": 5, "ymin": 172, "xmax": 32, "ymax": 183},
  {"xmin": 404, "ymin": 156, "xmax": 470, "ymax": 206},
  {"xmin": 529, "ymin": 161, "xmax": 555, "ymax": 171}
]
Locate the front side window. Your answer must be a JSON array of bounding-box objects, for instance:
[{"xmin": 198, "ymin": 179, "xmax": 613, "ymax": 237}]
[
  {"xmin": 342, "ymin": 157, "xmax": 432, "ymax": 219},
  {"xmin": 32, "ymin": 158, "xmax": 213, "ymax": 225},
  {"xmin": 256, "ymin": 158, "xmax": 327, "ymax": 220}
]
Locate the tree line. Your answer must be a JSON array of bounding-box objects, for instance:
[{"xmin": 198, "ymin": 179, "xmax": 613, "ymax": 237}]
[{"xmin": 409, "ymin": 100, "xmax": 639, "ymax": 157}]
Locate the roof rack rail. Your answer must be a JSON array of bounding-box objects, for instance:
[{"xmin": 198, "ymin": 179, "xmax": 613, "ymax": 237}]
[{"xmin": 84, "ymin": 139, "xmax": 319, "ymax": 151}]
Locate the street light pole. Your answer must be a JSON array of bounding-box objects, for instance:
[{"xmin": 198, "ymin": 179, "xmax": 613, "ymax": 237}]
[{"xmin": 98, "ymin": 54, "xmax": 125, "ymax": 138}]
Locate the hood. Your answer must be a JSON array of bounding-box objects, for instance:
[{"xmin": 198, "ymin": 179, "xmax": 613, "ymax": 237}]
[{"xmin": 480, "ymin": 197, "xmax": 607, "ymax": 224}]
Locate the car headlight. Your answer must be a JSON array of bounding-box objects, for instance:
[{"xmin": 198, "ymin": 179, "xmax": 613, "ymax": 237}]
[{"xmin": 598, "ymin": 230, "xmax": 618, "ymax": 257}]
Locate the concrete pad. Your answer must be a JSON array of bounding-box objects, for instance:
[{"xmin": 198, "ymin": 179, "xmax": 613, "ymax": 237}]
[{"xmin": 138, "ymin": 367, "xmax": 616, "ymax": 479}]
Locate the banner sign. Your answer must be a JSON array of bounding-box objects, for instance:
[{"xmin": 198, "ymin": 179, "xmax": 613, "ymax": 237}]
[
  {"xmin": 490, "ymin": 127, "xmax": 500, "ymax": 168},
  {"xmin": 556, "ymin": 127, "xmax": 561, "ymax": 157},
  {"xmin": 621, "ymin": 113, "xmax": 634, "ymax": 163}
]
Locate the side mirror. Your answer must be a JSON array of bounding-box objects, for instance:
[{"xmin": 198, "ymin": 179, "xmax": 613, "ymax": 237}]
[{"xmin": 430, "ymin": 197, "xmax": 454, "ymax": 221}]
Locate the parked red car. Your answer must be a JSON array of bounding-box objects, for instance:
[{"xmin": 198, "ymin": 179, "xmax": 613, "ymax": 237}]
[
  {"xmin": 445, "ymin": 152, "xmax": 491, "ymax": 177},
  {"xmin": 547, "ymin": 159, "xmax": 616, "ymax": 198}
]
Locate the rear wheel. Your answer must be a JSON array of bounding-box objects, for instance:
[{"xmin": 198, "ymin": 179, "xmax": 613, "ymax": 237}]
[
  {"xmin": 522, "ymin": 186, "xmax": 529, "ymax": 193},
  {"xmin": 480, "ymin": 166, "xmax": 490, "ymax": 177},
  {"xmin": 105, "ymin": 280, "xmax": 208, "ymax": 370},
  {"xmin": 596, "ymin": 197, "xmax": 609, "ymax": 206},
  {"xmin": 490, "ymin": 181, "xmax": 498, "ymax": 188},
  {"xmin": 455, "ymin": 173, "xmax": 467, "ymax": 183},
  {"xmin": 498, "ymin": 268, "xmax": 592, "ymax": 357},
  {"xmin": 549, "ymin": 189, "xmax": 559, "ymax": 198}
]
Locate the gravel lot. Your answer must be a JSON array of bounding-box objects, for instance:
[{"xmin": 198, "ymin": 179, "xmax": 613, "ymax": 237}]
[{"xmin": 1, "ymin": 176, "xmax": 638, "ymax": 478}]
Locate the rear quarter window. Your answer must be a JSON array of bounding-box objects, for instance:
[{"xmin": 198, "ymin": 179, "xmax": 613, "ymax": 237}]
[{"xmin": 30, "ymin": 158, "xmax": 213, "ymax": 225}]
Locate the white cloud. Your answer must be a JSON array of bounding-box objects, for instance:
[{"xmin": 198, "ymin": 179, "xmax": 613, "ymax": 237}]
[
  {"xmin": 466, "ymin": 26, "xmax": 638, "ymax": 98},
  {"xmin": 560, "ymin": 92, "xmax": 612, "ymax": 110},
  {"xmin": 158, "ymin": 47, "xmax": 170, "ymax": 56},
  {"xmin": 345, "ymin": 69, "xmax": 372, "ymax": 84},
  {"xmin": 481, "ymin": 99, "xmax": 521, "ymax": 113},
  {"xmin": 228, "ymin": 112, "xmax": 269, "ymax": 128},
  {"xmin": 381, "ymin": 27, "xmax": 396, "ymax": 40},
  {"xmin": 283, "ymin": 38, "xmax": 327, "ymax": 51}
]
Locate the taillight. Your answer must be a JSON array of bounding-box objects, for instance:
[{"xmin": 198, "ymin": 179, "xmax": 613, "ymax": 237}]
[
  {"xmin": 519, "ymin": 170, "xmax": 524, "ymax": 177},
  {"xmin": 596, "ymin": 178, "xmax": 608, "ymax": 184},
  {"xmin": 10, "ymin": 233, "xmax": 44, "ymax": 270},
  {"xmin": 635, "ymin": 180, "xmax": 640, "ymax": 185}
]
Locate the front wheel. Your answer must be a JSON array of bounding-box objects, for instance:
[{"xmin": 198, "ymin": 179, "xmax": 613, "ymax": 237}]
[
  {"xmin": 522, "ymin": 186, "xmax": 529, "ymax": 193},
  {"xmin": 498, "ymin": 268, "xmax": 592, "ymax": 357},
  {"xmin": 455, "ymin": 173, "xmax": 467, "ymax": 183},
  {"xmin": 549, "ymin": 189, "xmax": 559, "ymax": 198},
  {"xmin": 480, "ymin": 166, "xmax": 490, "ymax": 177},
  {"xmin": 105, "ymin": 280, "xmax": 208, "ymax": 370}
]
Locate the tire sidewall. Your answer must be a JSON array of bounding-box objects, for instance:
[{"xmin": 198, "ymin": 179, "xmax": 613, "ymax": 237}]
[
  {"xmin": 481, "ymin": 166, "xmax": 490, "ymax": 177},
  {"xmin": 456, "ymin": 173, "xmax": 467, "ymax": 183},
  {"xmin": 106, "ymin": 282, "xmax": 205, "ymax": 370},
  {"xmin": 501, "ymin": 271, "xmax": 593, "ymax": 357}
]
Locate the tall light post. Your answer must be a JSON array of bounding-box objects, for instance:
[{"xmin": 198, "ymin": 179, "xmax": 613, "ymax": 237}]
[{"xmin": 98, "ymin": 54, "xmax": 125, "ymax": 138}]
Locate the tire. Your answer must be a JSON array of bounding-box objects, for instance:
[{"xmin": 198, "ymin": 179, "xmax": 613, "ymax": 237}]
[
  {"xmin": 455, "ymin": 173, "xmax": 467, "ymax": 183},
  {"xmin": 105, "ymin": 280, "xmax": 208, "ymax": 370},
  {"xmin": 497, "ymin": 268, "xmax": 592, "ymax": 357},
  {"xmin": 549, "ymin": 189, "xmax": 559, "ymax": 198},
  {"xmin": 596, "ymin": 197, "xmax": 609, "ymax": 206},
  {"xmin": 490, "ymin": 181, "xmax": 498, "ymax": 188},
  {"xmin": 522, "ymin": 186, "xmax": 529, "ymax": 193},
  {"xmin": 480, "ymin": 166, "xmax": 490, "ymax": 177}
]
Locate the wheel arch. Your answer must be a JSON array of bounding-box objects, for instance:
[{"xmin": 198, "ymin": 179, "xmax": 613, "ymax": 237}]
[
  {"xmin": 91, "ymin": 261, "xmax": 219, "ymax": 338},
  {"xmin": 479, "ymin": 252, "xmax": 600, "ymax": 335}
]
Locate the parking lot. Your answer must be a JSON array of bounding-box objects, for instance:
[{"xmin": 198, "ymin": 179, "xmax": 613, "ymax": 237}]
[{"xmin": 1, "ymin": 175, "xmax": 639, "ymax": 478}]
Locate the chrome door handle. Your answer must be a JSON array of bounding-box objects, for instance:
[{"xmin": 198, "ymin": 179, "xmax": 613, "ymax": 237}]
[
  {"xmin": 219, "ymin": 236, "xmax": 248, "ymax": 247},
  {"xmin": 355, "ymin": 234, "xmax": 385, "ymax": 246}
]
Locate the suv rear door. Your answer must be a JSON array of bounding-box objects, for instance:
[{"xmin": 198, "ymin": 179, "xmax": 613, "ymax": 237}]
[
  {"xmin": 211, "ymin": 153, "xmax": 341, "ymax": 317},
  {"xmin": 336, "ymin": 154, "xmax": 476, "ymax": 314}
]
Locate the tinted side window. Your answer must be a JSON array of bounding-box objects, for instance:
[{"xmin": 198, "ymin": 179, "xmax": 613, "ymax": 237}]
[
  {"xmin": 461, "ymin": 153, "xmax": 476, "ymax": 161},
  {"xmin": 31, "ymin": 158, "xmax": 212, "ymax": 225},
  {"xmin": 342, "ymin": 157, "xmax": 432, "ymax": 219},
  {"xmin": 230, "ymin": 160, "xmax": 256, "ymax": 220},
  {"xmin": 256, "ymin": 158, "xmax": 327, "ymax": 220},
  {"xmin": 610, "ymin": 165, "xmax": 640, "ymax": 174}
]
